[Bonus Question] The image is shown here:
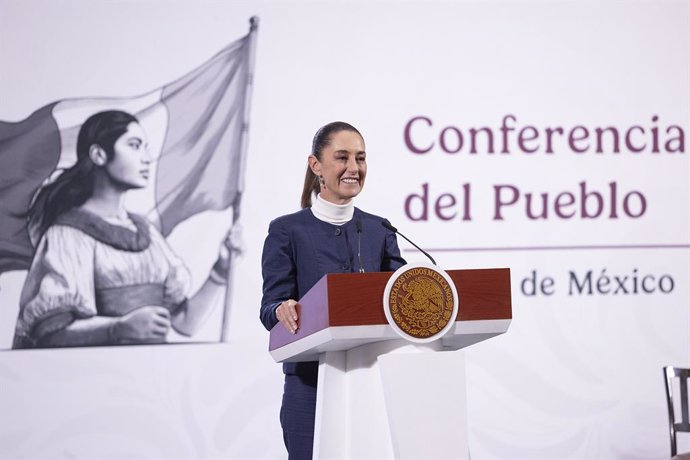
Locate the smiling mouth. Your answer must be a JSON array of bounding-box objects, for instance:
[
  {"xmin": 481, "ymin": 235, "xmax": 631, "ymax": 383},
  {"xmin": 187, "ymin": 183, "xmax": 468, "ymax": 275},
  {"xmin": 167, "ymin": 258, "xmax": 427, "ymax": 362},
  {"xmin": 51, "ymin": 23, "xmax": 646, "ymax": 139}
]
[
  {"xmin": 140, "ymin": 171, "xmax": 150, "ymax": 178},
  {"xmin": 341, "ymin": 177, "xmax": 359, "ymax": 185}
]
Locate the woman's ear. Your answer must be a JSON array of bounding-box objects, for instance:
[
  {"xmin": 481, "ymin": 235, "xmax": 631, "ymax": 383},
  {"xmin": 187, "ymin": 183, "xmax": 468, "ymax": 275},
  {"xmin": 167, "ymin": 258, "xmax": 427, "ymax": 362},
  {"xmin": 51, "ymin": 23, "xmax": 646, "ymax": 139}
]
[
  {"xmin": 88, "ymin": 144, "xmax": 108, "ymax": 166},
  {"xmin": 307, "ymin": 154, "xmax": 321, "ymax": 176}
]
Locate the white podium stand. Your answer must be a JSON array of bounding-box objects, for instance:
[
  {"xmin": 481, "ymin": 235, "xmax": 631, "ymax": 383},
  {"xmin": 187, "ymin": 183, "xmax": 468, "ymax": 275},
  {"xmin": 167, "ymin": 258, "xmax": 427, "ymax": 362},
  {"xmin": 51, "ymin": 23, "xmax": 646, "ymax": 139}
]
[{"xmin": 269, "ymin": 268, "xmax": 511, "ymax": 459}]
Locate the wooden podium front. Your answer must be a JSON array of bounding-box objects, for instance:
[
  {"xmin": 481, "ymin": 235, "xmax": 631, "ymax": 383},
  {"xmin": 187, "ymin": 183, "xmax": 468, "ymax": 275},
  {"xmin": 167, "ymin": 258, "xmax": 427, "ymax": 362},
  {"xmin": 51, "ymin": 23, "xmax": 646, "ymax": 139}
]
[
  {"xmin": 270, "ymin": 268, "xmax": 511, "ymax": 361},
  {"xmin": 269, "ymin": 267, "xmax": 512, "ymax": 459}
]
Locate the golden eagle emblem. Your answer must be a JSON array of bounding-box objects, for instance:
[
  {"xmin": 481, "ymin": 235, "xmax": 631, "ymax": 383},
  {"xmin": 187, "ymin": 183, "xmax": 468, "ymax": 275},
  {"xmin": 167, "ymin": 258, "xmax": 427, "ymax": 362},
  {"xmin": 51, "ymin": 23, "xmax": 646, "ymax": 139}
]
[{"xmin": 385, "ymin": 265, "xmax": 457, "ymax": 340}]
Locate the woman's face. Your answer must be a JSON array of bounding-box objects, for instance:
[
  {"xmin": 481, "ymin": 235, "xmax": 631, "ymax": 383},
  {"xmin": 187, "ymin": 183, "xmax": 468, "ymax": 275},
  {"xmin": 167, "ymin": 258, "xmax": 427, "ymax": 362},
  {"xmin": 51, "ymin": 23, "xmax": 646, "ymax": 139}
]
[
  {"xmin": 310, "ymin": 130, "xmax": 367, "ymax": 205},
  {"xmin": 105, "ymin": 122, "xmax": 151, "ymax": 189}
]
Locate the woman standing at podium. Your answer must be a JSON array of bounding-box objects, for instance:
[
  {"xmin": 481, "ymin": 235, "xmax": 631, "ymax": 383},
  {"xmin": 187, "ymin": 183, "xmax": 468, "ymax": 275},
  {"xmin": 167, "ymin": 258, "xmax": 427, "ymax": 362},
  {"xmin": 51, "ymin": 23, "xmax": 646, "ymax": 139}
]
[{"xmin": 260, "ymin": 121, "xmax": 406, "ymax": 459}]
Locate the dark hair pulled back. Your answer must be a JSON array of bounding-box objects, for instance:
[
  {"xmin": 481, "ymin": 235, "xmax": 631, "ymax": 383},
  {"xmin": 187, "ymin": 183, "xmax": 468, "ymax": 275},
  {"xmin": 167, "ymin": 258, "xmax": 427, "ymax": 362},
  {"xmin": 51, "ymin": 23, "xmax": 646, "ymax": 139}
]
[{"xmin": 300, "ymin": 121, "xmax": 362, "ymax": 208}]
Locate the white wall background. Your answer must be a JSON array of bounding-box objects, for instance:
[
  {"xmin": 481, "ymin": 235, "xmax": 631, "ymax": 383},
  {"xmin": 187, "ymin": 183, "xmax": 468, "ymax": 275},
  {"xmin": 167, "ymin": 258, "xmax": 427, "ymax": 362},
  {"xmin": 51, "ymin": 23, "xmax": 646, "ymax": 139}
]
[{"xmin": 0, "ymin": 0, "xmax": 688, "ymax": 458}]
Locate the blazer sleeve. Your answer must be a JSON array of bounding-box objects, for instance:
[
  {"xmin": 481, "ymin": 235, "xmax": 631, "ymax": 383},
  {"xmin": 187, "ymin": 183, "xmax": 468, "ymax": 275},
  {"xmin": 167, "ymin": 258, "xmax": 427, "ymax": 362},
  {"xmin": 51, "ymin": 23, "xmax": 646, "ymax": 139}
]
[
  {"xmin": 381, "ymin": 231, "xmax": 407, "ymax": 271},
  {"xmin": 260, "ymin": 219, "xmax": 298, "ymax": 331}
]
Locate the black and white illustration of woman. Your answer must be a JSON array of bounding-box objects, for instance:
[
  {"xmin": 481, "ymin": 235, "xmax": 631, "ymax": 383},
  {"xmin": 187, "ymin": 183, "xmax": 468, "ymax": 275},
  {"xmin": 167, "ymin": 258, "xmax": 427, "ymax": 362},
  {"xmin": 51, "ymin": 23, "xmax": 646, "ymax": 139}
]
[{"xmin": 13, "ymin": 110, "xmax": 241, "ymax": 348}]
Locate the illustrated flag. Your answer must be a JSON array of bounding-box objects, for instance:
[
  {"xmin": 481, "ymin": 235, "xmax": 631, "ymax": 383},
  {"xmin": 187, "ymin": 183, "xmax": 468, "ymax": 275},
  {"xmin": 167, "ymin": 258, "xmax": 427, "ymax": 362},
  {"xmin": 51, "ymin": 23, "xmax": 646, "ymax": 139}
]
[{"xmin": 0, "ymin": 20, "xmax": 257, "ymax": 274}]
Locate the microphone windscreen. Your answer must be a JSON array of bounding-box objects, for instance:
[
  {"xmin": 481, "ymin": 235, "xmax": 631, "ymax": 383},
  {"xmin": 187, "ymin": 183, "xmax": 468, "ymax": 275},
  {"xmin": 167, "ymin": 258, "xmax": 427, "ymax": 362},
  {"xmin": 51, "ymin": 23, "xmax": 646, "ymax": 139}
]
[
  {"xmin": 355, "ymin": 219, "xmax": 362, "ymax": 233},
  {"xmin": 381, "ymin": 219, "xmax": 397, "ymax": 233}
]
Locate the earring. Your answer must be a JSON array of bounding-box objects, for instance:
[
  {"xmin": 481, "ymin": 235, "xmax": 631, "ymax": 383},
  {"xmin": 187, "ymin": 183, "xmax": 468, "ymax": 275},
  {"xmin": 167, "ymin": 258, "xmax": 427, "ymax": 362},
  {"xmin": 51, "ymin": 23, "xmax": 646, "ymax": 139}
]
[{"xmin": 318, "ymin": 175, "xmax": 325, "ymax": 187}]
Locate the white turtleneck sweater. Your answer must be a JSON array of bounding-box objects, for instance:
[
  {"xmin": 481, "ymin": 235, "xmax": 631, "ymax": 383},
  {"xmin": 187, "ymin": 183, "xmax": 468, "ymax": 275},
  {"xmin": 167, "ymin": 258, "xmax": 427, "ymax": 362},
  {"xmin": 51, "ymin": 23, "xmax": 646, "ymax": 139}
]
[{"xmin": 310, "ymin": 194, "xmax": 354, "ymax": 225}]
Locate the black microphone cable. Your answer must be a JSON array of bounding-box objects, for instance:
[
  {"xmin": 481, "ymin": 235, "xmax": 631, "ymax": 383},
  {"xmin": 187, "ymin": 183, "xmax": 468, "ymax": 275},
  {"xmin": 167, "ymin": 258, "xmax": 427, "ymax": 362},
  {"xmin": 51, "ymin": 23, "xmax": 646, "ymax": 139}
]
[
  {"xmin": 355, "ymin": 219, "xmax": 365, "ymax": 272},
  {"xmin": 381, "ymin": 218, "xmax": 437, "ymax": 265}
]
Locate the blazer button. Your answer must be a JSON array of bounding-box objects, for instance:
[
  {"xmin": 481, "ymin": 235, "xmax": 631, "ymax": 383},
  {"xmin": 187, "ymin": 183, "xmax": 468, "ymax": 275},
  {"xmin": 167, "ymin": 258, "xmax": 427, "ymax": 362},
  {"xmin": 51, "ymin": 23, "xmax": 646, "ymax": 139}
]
[{"xmin": 335, "ymin": 228, "xmax": 342, "ymax": 236}]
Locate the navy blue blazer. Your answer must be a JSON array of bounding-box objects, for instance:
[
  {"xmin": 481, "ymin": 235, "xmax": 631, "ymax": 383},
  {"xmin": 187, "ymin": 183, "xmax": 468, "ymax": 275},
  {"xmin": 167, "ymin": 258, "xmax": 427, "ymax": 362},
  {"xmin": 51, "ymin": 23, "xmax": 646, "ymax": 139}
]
[{"xmin": 260, "ymin": 207, "xmax": 406, "ymax": 375}]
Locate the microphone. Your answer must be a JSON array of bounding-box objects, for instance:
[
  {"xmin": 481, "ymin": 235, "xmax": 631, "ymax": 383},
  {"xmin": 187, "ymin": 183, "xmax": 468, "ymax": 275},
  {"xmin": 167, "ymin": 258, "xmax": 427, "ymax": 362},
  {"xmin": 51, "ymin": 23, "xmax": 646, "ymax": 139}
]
[
  {"xmin": 355, "ymin": 219, "xmax": 365, "ymax": 273},
  {"xmin": 381, "ymin": 218, "xmax": 437, "ymax": 265}
]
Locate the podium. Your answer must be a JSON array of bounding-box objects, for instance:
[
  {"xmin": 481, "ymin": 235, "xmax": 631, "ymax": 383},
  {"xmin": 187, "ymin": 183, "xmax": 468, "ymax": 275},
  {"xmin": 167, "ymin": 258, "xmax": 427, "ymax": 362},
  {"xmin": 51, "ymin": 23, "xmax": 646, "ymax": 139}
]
[{"xmin": 269, "ymin": 267, "xmax": 512, "ymax": 459}]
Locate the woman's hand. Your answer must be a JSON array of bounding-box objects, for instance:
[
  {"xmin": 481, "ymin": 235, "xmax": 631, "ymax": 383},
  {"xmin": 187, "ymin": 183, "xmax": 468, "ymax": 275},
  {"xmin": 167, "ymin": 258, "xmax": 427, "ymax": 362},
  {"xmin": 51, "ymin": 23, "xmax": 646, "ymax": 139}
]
[
  {"xmin": 222, "ymin": 222, "xmax": 244, "ymax": 255},
  {"xmin": 276, "ymin": 299, "xmax": 299, "ymax": 334},
  {"xmin": 112, "ymin": 306, "xmax": 171, "ymax": 342},
  {"xmin": 210, "ymin": 223, "xmax": 244, "ymax": 283}
]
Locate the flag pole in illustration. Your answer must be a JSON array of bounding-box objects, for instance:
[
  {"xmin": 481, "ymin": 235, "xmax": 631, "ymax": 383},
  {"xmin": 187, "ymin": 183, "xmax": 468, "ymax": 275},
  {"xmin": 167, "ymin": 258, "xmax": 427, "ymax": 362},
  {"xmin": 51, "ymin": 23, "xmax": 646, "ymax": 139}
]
[{"xmin": 221, "ymin": 16, "xmax": 259, "ymax": 342}]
